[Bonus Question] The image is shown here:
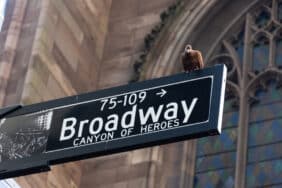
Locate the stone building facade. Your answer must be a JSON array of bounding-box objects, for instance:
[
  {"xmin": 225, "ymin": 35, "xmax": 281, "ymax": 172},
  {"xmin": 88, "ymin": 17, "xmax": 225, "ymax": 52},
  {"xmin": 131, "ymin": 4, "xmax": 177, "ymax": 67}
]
[{"xmin": 1, "ymin": 0, "xmax": 282, "ymax": 187}]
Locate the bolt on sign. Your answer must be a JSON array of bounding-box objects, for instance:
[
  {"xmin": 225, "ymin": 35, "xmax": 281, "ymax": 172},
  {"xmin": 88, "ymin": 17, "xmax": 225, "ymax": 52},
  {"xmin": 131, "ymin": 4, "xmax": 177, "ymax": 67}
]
[{"xmin": 0, "ymin": 65, "xmax": 226, "ymax": 179}]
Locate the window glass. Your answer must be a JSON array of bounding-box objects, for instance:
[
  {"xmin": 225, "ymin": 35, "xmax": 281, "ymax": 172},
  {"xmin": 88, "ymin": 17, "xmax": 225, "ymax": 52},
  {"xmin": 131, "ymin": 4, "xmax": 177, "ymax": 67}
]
[
  {"xmin": 197, "ymin": 128, "xmax": 237, "ymax": 156},
  {"xmin": 248, "ymin": 142, "xmax": 282, "ymax": 163},
  {"xmin": 252, "ymin": 38, "xmax": 269, "ymax": 72},
  {"xmin": 223, "ymin": 111, "xmax": 238, "ymax": 128},
  {"xmin": 246, "ymin": 159, "xmax": 282, "ymax": 187},
  {"xmin": 275, "ymin": 39, "xmax": 282, "ymax": 67},
  {"xmin": 254, "ymin": 81, "xmax": 282, "ymax": 104},
  {"xmin": 249, "ymin": 102, "xmax": 282, "ymax": 123},
  {"xmin": 194, "ymin": 168, "xmax": 235, "ymax": 188},
  {"xmin": 196, "ymin": 152, "xmax": 236, "ymax": 172},
  {"xmin": 248, "ymin": 118, "xmax": 282, "ymax": 147}
]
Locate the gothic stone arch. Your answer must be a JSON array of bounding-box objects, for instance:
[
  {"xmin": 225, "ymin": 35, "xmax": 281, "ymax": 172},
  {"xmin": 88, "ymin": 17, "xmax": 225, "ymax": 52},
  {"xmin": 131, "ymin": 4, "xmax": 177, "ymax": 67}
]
[{"xmin": 141, "ymin": 0, "xmax": 282, "ymax": 187}]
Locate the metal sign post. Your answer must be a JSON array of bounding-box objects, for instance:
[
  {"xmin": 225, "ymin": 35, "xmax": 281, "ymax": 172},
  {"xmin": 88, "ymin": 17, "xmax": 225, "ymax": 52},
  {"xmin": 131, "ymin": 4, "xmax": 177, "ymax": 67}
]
[{"xmin": 0, "ymin": 65, "xmax": 226, "ymax": 179}]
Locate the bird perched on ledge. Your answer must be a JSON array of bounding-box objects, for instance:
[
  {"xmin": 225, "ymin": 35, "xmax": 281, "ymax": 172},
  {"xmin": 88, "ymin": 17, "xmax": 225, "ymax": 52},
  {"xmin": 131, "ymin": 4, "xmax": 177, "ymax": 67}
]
[{"xmin": 181, "ymin": 44, "xmax": 204, "ymax": 72}]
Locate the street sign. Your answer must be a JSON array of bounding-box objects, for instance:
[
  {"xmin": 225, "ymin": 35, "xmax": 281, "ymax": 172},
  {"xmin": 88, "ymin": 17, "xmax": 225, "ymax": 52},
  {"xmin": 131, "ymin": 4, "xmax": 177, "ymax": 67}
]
[{"xmin": 0, "ymin": 65, "xmax": 226, "ymax": 179}]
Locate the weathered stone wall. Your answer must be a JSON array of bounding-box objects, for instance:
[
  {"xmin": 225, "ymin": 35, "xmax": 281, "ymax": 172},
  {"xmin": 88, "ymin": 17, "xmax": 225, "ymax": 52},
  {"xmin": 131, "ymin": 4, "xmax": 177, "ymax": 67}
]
[
  {"xmin": 22, "ymin": 0, "xmax": 112, "ymax": 106},
  {"xmin": 0, "ymin": 0, "xmax": 30, "ymax": 106},
  {"xmin": 98, "ymin": 0, "xmax": 175, "ymax": 89},
  {"xmin": 0, "ymin": 0, "xmax": 112, "ymax": 187}
]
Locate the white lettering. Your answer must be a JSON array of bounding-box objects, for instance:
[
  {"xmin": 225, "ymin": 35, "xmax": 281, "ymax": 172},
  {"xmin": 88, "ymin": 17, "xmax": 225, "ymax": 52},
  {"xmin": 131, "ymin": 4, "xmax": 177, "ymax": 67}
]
[
  {"xmin": 60, "ymin": 117, "xmax": 77, "ymax": 141},
  {"xmin": 182, "ymin": 98, "xmax": 198, "ymax": 123},
  {"xmin": 89, "ymin": 118, "xmax": 103, "ymax": 135},
  {"xmin": 139, "ymin": 105, "xmax": 164, "ymax": 125},
  {"xmin": 87, "ymin": 135, "xmax": 93, "ymax": 143},
  {"xmin": 140, "ymin": 125, "xmax": 148, "ymax": 133},
  {"xmin": 164, "ymin": 102, "xmax": 178, "ymax": 120},
  {"xmin": 121, "ymin": 105, "xmax": 137, "ymax": 128},
  {"xmin": 105, "ymin": 114, "xmax": 119, "ymax": 132},
  {"xmin": 73, "ymin": 138, "xmax": 80, "ymax": 146},
  {"xmin": 78, "ymin": 120, "xmax": 89, "ymax": 137}
]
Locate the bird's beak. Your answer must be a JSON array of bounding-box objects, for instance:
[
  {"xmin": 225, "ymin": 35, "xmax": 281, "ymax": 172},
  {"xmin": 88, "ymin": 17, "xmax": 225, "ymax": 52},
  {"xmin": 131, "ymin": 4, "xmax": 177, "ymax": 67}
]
[{"xmin": 185, "ymin": 45, "xmax": 192, "ymax": 53}]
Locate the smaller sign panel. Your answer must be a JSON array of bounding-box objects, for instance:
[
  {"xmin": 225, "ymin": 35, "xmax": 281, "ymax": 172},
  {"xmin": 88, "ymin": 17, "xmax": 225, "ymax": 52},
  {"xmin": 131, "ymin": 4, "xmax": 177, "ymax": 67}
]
[{"xmin": 0, "ymin": 64, "xmax": 226, "ymax": 179}]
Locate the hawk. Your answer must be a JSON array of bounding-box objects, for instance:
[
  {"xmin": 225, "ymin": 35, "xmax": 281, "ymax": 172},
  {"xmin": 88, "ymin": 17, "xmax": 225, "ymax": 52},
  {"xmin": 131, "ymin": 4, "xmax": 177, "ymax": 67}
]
[{"xmin": 181, "ymin": 45, "xmax": 204, "ymax": 72}]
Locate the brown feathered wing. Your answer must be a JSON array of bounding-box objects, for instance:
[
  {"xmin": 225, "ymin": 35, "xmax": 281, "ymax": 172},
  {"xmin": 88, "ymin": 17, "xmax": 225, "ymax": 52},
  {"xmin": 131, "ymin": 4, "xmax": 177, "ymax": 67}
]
[{"xmin": 182, "ymin": 50, "xmax": 204, "ymax": 72}]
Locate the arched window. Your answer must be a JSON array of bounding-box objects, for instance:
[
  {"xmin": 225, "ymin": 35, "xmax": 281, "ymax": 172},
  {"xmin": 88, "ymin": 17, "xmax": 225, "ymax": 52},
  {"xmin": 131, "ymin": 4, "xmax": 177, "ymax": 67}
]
[
  {"xmin": 247, "ymin": 80, "xmax": 282, "ymax": 187},
  {"xmin": 195, "ymin": 0, "xmax": 282, "ymax": 187},
  {"xmin": 141, "ymin": 0, "xmax": 282, "ymax": 187}
]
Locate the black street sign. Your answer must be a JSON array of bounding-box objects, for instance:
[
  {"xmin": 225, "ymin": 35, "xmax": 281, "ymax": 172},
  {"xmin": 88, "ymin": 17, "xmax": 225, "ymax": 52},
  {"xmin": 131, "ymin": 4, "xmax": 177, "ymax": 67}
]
[{"xmin": 0, "ymin": 65, "xmax": 226, "ymax": 179}]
